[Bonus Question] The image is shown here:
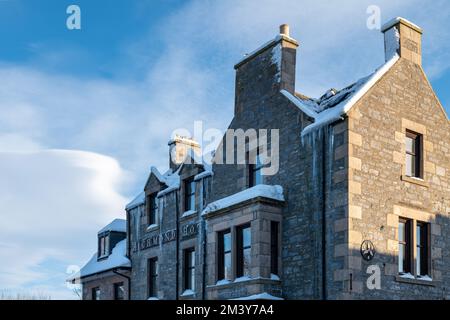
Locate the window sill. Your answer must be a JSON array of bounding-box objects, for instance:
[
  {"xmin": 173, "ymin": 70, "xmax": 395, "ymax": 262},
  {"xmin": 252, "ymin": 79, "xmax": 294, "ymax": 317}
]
[
  {"xmin": 180, "ymin": 290, "xmax": 195, "ymax": 297},
  {"xmin": 395, "ymin": 275, "xmax": 435, "ymax": 286},
  {"xmin": 146, "ymin": 224, "xmax": 159, "ymax": 232},
  {"xmin": 401, "ymin": 175, "xmax": 429, "ymax": 188}
]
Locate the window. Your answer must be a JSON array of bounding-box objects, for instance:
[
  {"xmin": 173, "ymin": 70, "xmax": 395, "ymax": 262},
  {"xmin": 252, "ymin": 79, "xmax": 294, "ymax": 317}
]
[
  {"xmin": 416, "ymin": 222, "xmax": 429, "ymax": 277},
  {"xmin": 98, "ymin": 235, "xmax": 108, "ymax": 258},
  {"xmin": 114, "ymin": 282, "xmax": 125, "ymax": 300},
  {"xmin": 398, "ymin": 219, "xmax": 412, "ymax": 274},
  {"xmin": 398, "ymin": 218, "xmax": 430, "ymax": 278},
  {"xmin": 148, "ymin": 257, "xmax": 158, "ymax": 298},
  {"xmin": 405, "ymin": 131, "xmax": 422, "ymax": 178},
  {"xmin": 183, "ymin": 248, "xmax": 195, "ymax": 291},
  {"xmin": 249, "ymin": 154, "xmax": 264, "ymax": 187},
  {"xmin": 236, "ymin": 224, "xmax": 251, "ymax": 278},
  {"xmin": 184, "ymin": 178, "xmax": 196, "ymax": 212},
  {"xmin": 147, "ymin": 194, "xmax": 158, "ymax": 225},
  {"xmin": 217, "ymin": 230, "xmax": 232, "ymax": 281},
  {"xmin": 270, "ymin": 221, "xmax": 279, "ymax": 276},
  {"xmin": 92, "ymin": 287, "xmax": 100, "ymax": 300}
]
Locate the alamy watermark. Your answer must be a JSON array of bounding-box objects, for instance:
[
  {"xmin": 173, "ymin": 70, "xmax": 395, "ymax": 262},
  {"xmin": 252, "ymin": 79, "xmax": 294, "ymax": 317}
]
[{"xmin": 170, "ymin": 121, "xmax": 280, "ymax": 176}]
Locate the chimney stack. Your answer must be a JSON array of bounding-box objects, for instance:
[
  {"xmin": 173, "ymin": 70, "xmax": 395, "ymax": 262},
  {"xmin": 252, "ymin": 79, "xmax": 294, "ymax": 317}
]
[
  {"xmin": 280, "ymin": 24, "xmax": 290, "ymax": 37},
  {"xmin": 381, "ymin": 17, "xmax": 423, "ymax": 65},
  {"xmin": 168, "ymin": 136, "xmax": 201, "ymax": 171}
]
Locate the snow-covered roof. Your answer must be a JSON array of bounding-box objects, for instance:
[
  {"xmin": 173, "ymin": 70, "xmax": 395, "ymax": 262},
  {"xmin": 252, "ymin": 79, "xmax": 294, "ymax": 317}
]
[
  {"xmin": 202, "ymin": 184, "xmax": 284, "ymax": 216},
  {"xmin": 67, "ymin": 239, "xmax": 130, "ymax": 282},
  {"xmin": 125, "ymin": 191, "xmax": 145, "ymax": 210},
  {"xmin": 97, "ymin": 219, "xmax": 126, "ymax": 234},
  {"xmin": 282, "ymin": 53, "xmax": 400, "ymax": 136}
]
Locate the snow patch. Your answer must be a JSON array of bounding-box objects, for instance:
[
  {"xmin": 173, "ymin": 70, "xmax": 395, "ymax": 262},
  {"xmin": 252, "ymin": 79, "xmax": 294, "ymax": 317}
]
[
  {"xmin": 234, "ymin": 276, "xmax": 252, "ymax": 283},
  {"xmin": 384, "ymin": 26, "xmax": 400, "ymax": 61},
  {"xmin": 181, "ymin": 210, "xmax": 197, "ymax": 218},
  {"xmin": 181, "ymin": 289, "xmax": 195, "ymax": 296},
  {"xmin": 125, "ymin": 191, "xmax": 145, "ymax": 210},
  {"xmin": 202, "ymin": 185, "xmax": 284, "ymax": 216},
  {"xmin": 271, "ymin": 44, "xmax": 282, "ymax": 82},
  {"xmin": 230, "ymin": 292, "xmax": 284, "ymax": 300},
  {"xmin": 216, "ymin": 279, "xmax": 231, "ymax": 286}
]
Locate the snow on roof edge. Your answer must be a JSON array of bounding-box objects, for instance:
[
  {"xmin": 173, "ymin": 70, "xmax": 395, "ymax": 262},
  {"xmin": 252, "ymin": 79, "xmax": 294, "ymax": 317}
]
[
  {"xmin": 202, "ymin": 185, "xmax": 284, "ymax": 216},
  {"xmin": 301, "ymin": 54, "xmax": 400, "ymax": 136},
  {"xmin": 125, "ymin": 191, "xmax": 145, "ymax": 210},
  {"xmin": 98, "ymin": 219, "xmax": 126, "ymax": 234},
  {"xmin": 381, "ymin": 17, "xmax": 422, "ymax": 33},
  {"xmin": 281, "ymin": 89, "xmax": 318, "ymax": 119}
]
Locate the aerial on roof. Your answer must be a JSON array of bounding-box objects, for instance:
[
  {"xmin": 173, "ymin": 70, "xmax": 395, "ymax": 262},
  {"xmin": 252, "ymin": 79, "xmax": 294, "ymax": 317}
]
[{"xmin": 97, "ymin": 218, "xmax": 126, "ymax": 234}]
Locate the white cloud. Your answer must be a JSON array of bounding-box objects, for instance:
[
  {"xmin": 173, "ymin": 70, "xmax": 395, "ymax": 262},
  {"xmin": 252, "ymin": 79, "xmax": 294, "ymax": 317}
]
[{"xmin": 0, "ymin": 140, "xmax": 129, "ymax": 298}]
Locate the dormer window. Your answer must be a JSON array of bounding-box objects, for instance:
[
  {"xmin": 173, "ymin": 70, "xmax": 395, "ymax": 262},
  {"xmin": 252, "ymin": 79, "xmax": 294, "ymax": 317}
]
[
  {"xmin": 184, "ymin": 178, "xmax": 196, "ymax": 212},
  {"xmin": 98, "ymin": 234, "xmax": 109, "ymax": 259}
]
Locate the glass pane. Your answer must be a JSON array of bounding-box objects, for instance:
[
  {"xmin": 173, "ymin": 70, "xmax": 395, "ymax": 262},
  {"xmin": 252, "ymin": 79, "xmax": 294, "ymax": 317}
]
[
  {"xmin": 255, "ymin": 169, "xmax": 263, "ymax": 185},
  {"xmin": 189, "ymin": 193, "xmax": 196, "ymax": 210},
  {"xmin": 416, "ymin": 248, "xmax": 421, "ymax": 276},
  {"xmin": 190, "ymin": 251, "xmax": 195, "ymax": 268},
  {"xmin": 191, "ymin": 269, "xmax": 195, "ymax": 290},
  {"xmin": 416, "ymin": 224, "xmax": 421, "ymax": 245},
  {"xmin": 223, "ymin": 233, "xmax": 231, "ymax": 252},
  {"xmin": 243, "ymin": 227, "xmax": 251, "ymax": 247},
  {"xmin": 405, "ymin": 136, "xmax": 415, "ymax": 153},
  {"xmin": 224, "ymin": 252, "xmax": 232, "ymax": 279},
  {"xmin": 406, "ymin": 154, "xmax": 415, "ymax": 177},
  {"xmin": 399, "ymin": 244, "xmax": 405, "ymax": 273},
  {"xmin": 243, "ymin": 248, "xmax": 251, "ymax": 277},
  {"xmin": 399, "ymin": 222, "xmax": 405, "ymax": 242}
]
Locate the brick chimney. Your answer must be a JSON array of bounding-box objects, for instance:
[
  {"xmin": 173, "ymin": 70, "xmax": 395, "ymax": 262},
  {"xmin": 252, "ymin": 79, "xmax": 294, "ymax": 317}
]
[
  {"xmin": 168, "ymin": 136, "xmax": 201, "ymax": 171},
  {"xmin": 234, "ymin": 24, "xmax": 299, "ymax": 114},
  {"xmin": 381, "ymin": 17, "xmax": 423, "ymax": 65}
]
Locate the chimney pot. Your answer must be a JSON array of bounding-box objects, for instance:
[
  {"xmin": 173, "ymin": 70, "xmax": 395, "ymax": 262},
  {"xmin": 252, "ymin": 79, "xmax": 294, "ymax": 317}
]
[{"xmin": 280, "ymin": 24, "xmax": 290, "ymax": 37}]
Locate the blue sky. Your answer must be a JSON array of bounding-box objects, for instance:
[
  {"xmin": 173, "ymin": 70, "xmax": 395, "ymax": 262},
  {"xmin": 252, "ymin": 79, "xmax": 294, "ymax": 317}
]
[{"xmin": 0, "ymin": 0, "xmax": 449, "ymax": 299}]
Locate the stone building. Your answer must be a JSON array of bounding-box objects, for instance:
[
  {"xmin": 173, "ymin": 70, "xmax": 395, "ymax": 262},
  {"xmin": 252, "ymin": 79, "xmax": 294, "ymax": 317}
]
[
  {"xmin": 76, "ymin": 17, "xmax": 450, "ymax": 300},
  {"xmin": 68, "ymin": 219, "xmax": 131, "ymax": 300}
]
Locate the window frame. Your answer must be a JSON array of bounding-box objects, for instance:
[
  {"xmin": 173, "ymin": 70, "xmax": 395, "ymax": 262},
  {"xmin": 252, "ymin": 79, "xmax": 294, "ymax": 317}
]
[
  {"xmin": 416, "ymin": 221, "xmax": 429, "ymax": 277},
  {"xmin": 92, "ymin": 287, "xmax": 100, "ymax": 300},
  {"xmin": 114, "ymin": 282, "xmax": 125, "ymax": 300},
  {"xmin": 147, "ymin": 193, "xmax": 158, "ymax": 226},
  {"xmin": 398, "ymin": 218, "xmax": 412, "ymax": 274},
  {"xmin": 183, "ymin": 248, "xmax": 196, "ymax": 291},
  {"xmin": 184, "ymin": 178, "xmax": 196, "ymax": 212},
  {"xmin": 248, "ymin": 153, "xmax": 264, "ymax": 188},
  {"xmin": 217, "ymin": 229, "xmax": 232, "ymax": 281},
  {"xmin": 236, "ymin": 224, "xmax": 251, "ymax": 278},
  {"xmin": 405, "ymin": 130, "xmax": 422, "ymax": 179},
  {"xmin": 98, "ymin": 234, "xmax": 109, "ymax": 258},
  {"xmin": 148, "ymin": 257, "xmax": 158, "ymax": 298}
]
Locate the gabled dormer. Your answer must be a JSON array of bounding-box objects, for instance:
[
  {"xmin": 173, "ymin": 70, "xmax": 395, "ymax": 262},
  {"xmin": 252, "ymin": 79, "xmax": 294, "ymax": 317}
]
[{"xmin": 97, "ymin": 219, "xmax": 126, "ymax": 260}]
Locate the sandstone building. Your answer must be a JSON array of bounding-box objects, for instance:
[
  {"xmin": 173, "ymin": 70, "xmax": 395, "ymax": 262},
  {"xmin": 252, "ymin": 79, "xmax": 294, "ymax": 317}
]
[{"xmin": 72, "ymin": 17, "xmax": 450, "ymax": 300}]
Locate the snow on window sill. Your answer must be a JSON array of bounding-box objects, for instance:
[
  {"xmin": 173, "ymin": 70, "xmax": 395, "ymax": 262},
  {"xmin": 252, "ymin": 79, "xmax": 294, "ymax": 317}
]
[
  {"xmin": 396, "ymin": 273, "xmax": 435, "ymax": 286},
  {"xmin": 181, "ymin": 289, "xmax": 195, "ymax": 297},
  {"xmin": 270, "ymin": 274, "xmax": 280, "ymax": 281},
  {"xmin": 147, "ymin": 297, "xmax": 159, "ymax": 300},
  {"xmin": 146, "ymin": 224, "xmax": 159, "ymax": 232},
  {"xmin": 215, "ymin": 279, "xmax": 231, "ymax": 286},
  {"xmin": 234, "ymin": 276, "xmax": 252, "ymax": 283},
  {"xmin": 181, "ymin": 210, "xmax": 197, "ymax": 219}
]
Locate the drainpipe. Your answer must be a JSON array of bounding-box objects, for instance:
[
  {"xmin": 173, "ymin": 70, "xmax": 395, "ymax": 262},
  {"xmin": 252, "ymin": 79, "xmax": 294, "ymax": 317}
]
[
  {"xmin": 321, "ymin": 126, "xmax": 328, "ymax": 301},
  {"xmin": 175, "ymin": 190, "xmax": 180, "ymax": 300},
  {"xmin": 113, "ymin": 268, "xmax": 131, "ymax": 300}
]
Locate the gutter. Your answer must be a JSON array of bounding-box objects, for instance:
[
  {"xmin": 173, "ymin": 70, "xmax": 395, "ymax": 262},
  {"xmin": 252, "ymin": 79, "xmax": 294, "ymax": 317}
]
[
  {"xmin": 175, "ymin": 190, "xmax": 180, "ymax": 300},
  {"xmin": 321, "ymin": 126, "xmax": 328, "ymax": 301}
]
